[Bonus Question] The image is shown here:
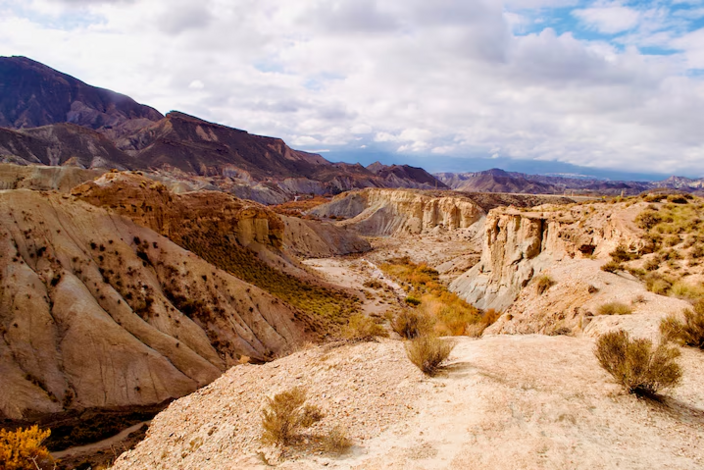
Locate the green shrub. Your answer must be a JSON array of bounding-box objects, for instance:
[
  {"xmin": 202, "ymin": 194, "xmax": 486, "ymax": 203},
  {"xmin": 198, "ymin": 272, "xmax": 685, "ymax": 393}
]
[
  {"xmin": 635, "ymin": 210, "xmax": 663, "ymax": 230},
  {"xmin": 341, "ymin": 314, "xmax": 388, "ymax": 342},
  {"xmin": 660, "ymin": 303, "xmax": 704, "ymax": 349},
  {"xmin": 405, "ymin": 335, "xmax": 455, "ymax": 376},
  {"xmin": 594, "ymin": 330, "xmax": 682, "ymax": 396},
  {"xmin": 535, "ymin": 274, "xmax": 555, "ymax": 295},
  {"xmin": 405, "ymin": 296, "xmax": 421, "ymax": 306},
  {"xmin": 261, "ymin": 387, "xmax": 324, "ymax": 447},
  {"xmin": 597, "ymin": 302, "xmax": 633, "ymax": 316}
]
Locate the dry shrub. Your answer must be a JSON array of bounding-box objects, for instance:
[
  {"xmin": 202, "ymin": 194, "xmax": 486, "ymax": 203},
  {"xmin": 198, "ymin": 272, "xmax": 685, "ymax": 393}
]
[
  {"xmin": 466, "ymin": 309, "xmax": 502, "ymax": 337},
  {"xmin": 535, "ymin": 274, "xmax": 555, "ymax": 295},
  {"xmin": 405, "ymin": 335, "xmax": 455, "ymax": 376},
  {"xmin": 660, "ymin": 303, "xmax": 704, "ymax": 349},
  {"xmin": 261, "ymin": 387, "xmax": 324, "ymax": 447},
  {"xmin": 341, "ymin": 314, "xmax": 388, "ymax": 342},
  {"xmin": 0, "ymin": 426, "xmax": 54, "ymax": 470},
  {"xmin": 669, "ymin": 281, "xmax": 704, "ymax": 302},
  {"xmin": 643, "ymin": 258, "xmax": 660, "ymax": 271},
  {"xmin": 597, "ymin": 302, "xmax": 633, "ymax": 316},
  {"xmin": 610, "ymin": 245, "xmax": 638, "ymax": 262},
  {"xmin": 322, "ymin": 427, "xmax": 352, "ymax": 455},
  {"xmin": 392, "ymin": 310, "xmax": 433, "ymax": 339},
  {"xmin": 601, "ymin": 260, "xmax": 623, "ymax": 273},
  {"xmin": 594, "ymin": 330, "xmax": 682, "ymax": 396},
  {"xmin": 644, "ymin": 272, "xmax": 674, "ymax": 295}
]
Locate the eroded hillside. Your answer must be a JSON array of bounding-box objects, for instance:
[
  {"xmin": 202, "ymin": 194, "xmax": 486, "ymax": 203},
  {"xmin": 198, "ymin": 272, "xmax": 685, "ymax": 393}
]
[{"xmin": 0, "ymin": 190, "xmax": 309, "ymax": 423}]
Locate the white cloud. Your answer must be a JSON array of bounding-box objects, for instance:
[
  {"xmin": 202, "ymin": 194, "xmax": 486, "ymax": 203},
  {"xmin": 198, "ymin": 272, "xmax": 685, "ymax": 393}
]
[
  {"xmin": 0, "ymin": 0, "xmax": 703, "ymax": 175},
  {"xmin": 573, "ymin": 2, "xmax": 641, "ymax": 34}
]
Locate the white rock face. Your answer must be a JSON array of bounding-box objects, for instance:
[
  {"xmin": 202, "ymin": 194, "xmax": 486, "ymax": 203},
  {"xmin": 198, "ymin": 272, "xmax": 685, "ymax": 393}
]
[
  {"xmin": 310, "ymin": 188, "xmax": 485, "ymax": 236},
  {"xmin": 450, "ymin": 202, "xmax": 648, "ymax": 312}
]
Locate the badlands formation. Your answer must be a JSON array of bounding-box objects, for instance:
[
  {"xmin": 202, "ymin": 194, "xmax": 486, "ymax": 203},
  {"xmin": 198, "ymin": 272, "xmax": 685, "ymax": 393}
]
[
  {"xmin": 1, "ymin": 56, "xmax": 703, "ymax": 470},
  {"xmin": 106, "ymin": 188, "xmax": 704, "ymax": 469}
]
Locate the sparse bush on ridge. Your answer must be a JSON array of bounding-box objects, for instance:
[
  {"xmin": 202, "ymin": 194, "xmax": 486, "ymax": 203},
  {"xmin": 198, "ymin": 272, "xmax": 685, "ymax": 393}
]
[
  {"xmin": 341, "ymin": 314, "xmax": 388, "ymax": 342},
  {"xmin": 660, "ymin": 302, "xmax": 704, "ymax": 349},
  {"xmin": 594, "ymin": 330, "xmax": 682, "ymax": 396},
  {"xmin": 0, "ymin": 425, "xmax": 54, "ymax": 470},
  {"xmin": 597, "ymin": 302, "xmax": 633, "ymax": 316},
  {"xmin": 535, "ymin": 274, "xmax": 555, "ymax": 295},
  {"xmin": 601, "ymin": 260, "xmax": 623, "ymax": 273},
  {"xmin": 610, "ymin": 245, "xmax": 639, "ymax": 262},
  {"xmin": 261, "ymin": 387, "xmax": 324, "ymax": 447},
  {"xmin": 405, "ymin": 335, "xmax": 455, "ymax": 376}
]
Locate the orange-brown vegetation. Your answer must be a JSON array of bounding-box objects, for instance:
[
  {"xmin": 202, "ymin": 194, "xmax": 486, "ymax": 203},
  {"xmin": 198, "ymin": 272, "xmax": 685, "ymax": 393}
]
[
  {"xmin": 380, "ymin": 257, "xmax": 481, "ymax": 336},
  {"xmin": 0, "ymin": 426, "xmax": 54, "ymax": 470}
]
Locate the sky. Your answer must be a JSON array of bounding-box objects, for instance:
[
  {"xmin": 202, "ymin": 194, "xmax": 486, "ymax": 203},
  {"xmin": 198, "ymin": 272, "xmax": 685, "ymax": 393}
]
[{"xmin": 1, "ymin": 0, "xmax": 703, "ymax": 178}]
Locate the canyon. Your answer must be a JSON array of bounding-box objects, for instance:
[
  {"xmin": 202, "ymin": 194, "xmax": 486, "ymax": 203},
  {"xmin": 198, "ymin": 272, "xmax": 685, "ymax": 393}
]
[{"xmin": 1, "ymin": 55, "xmax": 703, "ymax": 470}]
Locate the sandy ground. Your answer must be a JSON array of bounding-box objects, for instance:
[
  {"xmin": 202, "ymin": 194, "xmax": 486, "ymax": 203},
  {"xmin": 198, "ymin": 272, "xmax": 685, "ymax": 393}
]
[{"xmin": 112, "ymin": 335, "xmax": 704, "ymax": 470}]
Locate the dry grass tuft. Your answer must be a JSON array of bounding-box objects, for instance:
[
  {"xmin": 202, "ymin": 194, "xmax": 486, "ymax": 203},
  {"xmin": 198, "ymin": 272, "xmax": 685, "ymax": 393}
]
[
  {"xmin": 535, "ymin": 274, "xmax": 555, "ymax": 295},
  {"xmin": 601, "ymin": 260, "xmax": 623, "ymax": 273},
  {"xmin": 660, "ymin": 302, "xmax": 704, "ymax": 349},
  {"xmin": 405, "ymin": 335, "xmax": 456, "ymax": 376},
  {"xmin": 322, "ymin": 427, "xmax": 353, "ymax": 455},
  {"xmin": 341, "ymin": 314, "xmax": 388, "ymax": 342},
  {"xmin": 594, "ymin": 330, "xmax": 682, "ymax": 396},
  {"xmin": 261, "ymin": 387, "xmax": 324, "ymax": 447},
  {"xmin": 597, "ymin": 302, "xmax": 633, "ymax": 316}
]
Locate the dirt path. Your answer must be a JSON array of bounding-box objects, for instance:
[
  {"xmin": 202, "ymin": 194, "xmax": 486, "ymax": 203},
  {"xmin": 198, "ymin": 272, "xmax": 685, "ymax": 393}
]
[{"xmin": 52, "ymin": 421, "xmax": 150, "ymax": 461}]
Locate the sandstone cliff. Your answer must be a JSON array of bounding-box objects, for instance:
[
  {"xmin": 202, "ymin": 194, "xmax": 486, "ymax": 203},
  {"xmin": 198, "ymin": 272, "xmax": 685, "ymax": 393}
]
[
  {"xmin": 309, "ymin": 188, "xmax": 485, "ymax": 236},
  {"xmin": 450, "ymin": 202, "xmax": 649, "ymax": 312}
]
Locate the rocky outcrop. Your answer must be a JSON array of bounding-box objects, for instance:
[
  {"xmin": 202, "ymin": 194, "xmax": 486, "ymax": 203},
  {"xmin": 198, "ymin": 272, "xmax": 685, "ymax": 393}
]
[
  {"xmin": 450, "ymin": 202, "xmax": 647, "ymax": 311},
  {"xmin": 0, "ymin": 189, "xmax": 307, "ymax": 423},
  {"xmin": 309, "ymin": 188, "xmax": 485, "ymax": 236},
  {"xmin": 0, "ymin": 163, "xmax": 103, "ymax": 192},
  {"xmin": 281, "ymin": 216, "xmax": 371, "ymax": 258}
]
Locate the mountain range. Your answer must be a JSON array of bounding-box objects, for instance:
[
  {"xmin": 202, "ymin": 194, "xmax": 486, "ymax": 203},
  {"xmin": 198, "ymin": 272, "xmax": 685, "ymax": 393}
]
[
  {"xmin": 436, "ymin": 168, "xmax": 704, "ymax": 196},
  {"xmin": 1, "ymin": 55, "xmax": 702, "ymax": 202},
  {"xmin": 0, "ymin": 56, "xmax": 445, "ymax": 203}
]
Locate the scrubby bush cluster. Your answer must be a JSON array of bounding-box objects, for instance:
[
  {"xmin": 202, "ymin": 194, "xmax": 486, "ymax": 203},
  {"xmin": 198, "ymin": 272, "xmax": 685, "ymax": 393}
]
[
  {"xmin": 0, "ymin": 426, "xmax": 54, "ymax": 470},
  {"xmin": 381, "ymin": 257, "xmax": 481, "ymax": 336},
  {"xmin": 260, "ymin": 387, "xmax": 352, "ymax": 455},
  {"xmin": 341, "ymin": 314, "xmax": 388, "ymax": 342},
  {"xmin": 660, "ymin": 302, "xmax": 704, "ymax": 349},
  {"xmin": 594, "ymin": 330, "xmax": 682, "ymax": 396}
]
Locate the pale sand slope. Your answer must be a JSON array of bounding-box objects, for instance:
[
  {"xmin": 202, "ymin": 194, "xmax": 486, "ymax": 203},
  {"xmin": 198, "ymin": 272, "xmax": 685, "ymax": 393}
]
[{"xmin": 112, "ymin": 335, "xmax": 704, "ymax": 470}]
